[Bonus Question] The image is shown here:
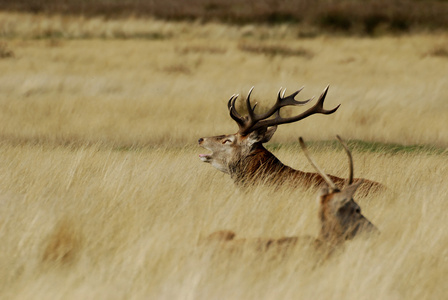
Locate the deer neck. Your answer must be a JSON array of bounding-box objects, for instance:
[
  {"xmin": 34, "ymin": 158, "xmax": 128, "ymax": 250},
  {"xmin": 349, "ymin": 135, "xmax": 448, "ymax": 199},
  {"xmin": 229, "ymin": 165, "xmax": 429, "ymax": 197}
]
[
  {"xmin": 317, "ymin": 205, "xmax": 345, "ymax": 246},
  {"xmin": 318, "ymin": 223, "xmax": 342, "ymax": 246},
  {"xmin": 228, "ymin": 144, "xmax": 290, "ymax": 185}
]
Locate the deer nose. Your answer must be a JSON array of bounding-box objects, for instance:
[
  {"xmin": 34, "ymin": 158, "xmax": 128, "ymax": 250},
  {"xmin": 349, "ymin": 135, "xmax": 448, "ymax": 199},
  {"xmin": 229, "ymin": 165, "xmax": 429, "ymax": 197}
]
[{"xmin": 198, "ymin": 138, "xmax": 204, "ymax": 144}]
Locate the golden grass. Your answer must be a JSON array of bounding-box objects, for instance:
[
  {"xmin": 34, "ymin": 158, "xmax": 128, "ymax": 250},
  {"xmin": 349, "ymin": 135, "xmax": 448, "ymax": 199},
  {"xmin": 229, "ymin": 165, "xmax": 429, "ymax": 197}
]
[
  {"xmin": 1, "ymin": 13, "xmax": 448, "ymax": 148},
  {"xmin": 0, "ymin": 144, "xmax": 446, "ymax": 299},
  {"xmin": 0, "ymin": 13, "xmax": 447, "ymax": 299}
]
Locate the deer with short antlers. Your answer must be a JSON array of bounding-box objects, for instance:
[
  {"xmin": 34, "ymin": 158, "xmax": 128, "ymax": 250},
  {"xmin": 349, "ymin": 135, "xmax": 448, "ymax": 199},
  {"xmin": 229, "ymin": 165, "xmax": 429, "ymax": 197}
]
[
  {"xmin": 205, "ymin": 136, "xmax": 378, "ymax": 254},
  {"xmin": 198, "ymin": 86, "xmax": 382, "ymax": 193}
]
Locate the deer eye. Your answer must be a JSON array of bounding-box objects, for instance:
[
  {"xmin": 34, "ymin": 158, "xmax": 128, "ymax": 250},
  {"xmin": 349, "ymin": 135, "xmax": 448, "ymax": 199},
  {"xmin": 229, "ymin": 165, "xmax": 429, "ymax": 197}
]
[
  {"xmin": 222, "ymin": 139, "xmax": 232, "ymax": 144},
  {"xmin": 355, "ymin": 208, "xmax": 361, "ymax": 214}
]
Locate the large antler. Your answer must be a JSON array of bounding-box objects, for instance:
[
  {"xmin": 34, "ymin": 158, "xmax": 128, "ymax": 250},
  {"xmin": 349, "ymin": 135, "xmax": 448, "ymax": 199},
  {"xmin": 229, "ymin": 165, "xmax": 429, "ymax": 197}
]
[{"xmin": 228, "ymin": 86, "xmax": 340, "ymax": 135}]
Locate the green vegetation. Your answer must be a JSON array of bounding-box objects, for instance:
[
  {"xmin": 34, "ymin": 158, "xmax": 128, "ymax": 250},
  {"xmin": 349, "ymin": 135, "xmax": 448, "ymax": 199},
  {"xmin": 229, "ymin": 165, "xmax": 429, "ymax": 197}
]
[
  {"xmin": 269, "ymin": 140, "xmax": 448, "ymax": 156},
  {"xmin": 238, "ymin": 42, "xmax": 314, "ymax": 58}
]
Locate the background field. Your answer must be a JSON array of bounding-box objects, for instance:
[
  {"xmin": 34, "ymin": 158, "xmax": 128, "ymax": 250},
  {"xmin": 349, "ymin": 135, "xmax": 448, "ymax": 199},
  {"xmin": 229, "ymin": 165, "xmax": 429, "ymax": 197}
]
[
  {"xmin": 0, "ymin": 10, "xmax": 447, "ymax": 300},
  {"xmin": 2, "ymin": 0, "xmax": 448, "ymax": 35}
]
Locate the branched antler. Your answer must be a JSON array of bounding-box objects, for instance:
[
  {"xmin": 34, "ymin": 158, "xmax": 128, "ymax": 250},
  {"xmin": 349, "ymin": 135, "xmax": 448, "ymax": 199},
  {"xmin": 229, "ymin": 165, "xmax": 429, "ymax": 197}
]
[{"xmin": 228, "ymin": 86, "xmax": 340, "ymax": 135}]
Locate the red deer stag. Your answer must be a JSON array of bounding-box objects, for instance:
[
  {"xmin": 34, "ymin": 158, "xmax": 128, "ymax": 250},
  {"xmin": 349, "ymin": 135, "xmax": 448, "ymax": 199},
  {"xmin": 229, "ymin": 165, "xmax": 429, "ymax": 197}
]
[
  {"xmin": 198, "ymin": 86, "xmax": 381, "ymax": 193},
  {"xmin": 205, "ymin": 136, "xmax": 378, "ymax": 254}
]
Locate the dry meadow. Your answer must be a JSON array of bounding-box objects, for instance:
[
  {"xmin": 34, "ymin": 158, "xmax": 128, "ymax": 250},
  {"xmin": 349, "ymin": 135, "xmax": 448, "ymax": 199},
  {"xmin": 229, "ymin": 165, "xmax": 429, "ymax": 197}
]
[{"xmin": 0, "ymin": 12, "xmax": 447, "ymax": 299}]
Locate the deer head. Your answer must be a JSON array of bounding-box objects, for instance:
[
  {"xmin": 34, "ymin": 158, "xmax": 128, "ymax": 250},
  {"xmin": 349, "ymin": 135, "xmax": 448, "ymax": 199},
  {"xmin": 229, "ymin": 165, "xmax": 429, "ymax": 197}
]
[
  {"xmin": 198, "ymin": 86, "xmax": 340, "ymax": 175},
  {"xmin": 299, "ymin": 136, "xmax": 379, "ymax": 246}
]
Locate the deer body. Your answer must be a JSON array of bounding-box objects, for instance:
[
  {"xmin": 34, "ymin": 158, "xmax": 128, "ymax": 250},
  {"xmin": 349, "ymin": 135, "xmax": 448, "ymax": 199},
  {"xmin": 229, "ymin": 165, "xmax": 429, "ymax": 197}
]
[
  {"xmin": 207, "ymin": 188, "xmax": 377, "ymax": 254},
  {"xmin": 198, "ymin": 86, "xmax": 382, "ymax": 192},
  {"xmin": 227, "ymin": 144, "xmax": 348, "ymax": 188},
  {"xmin": 199, "ymin": 125, "xmax": 378, "ymax": 191},
  {"xmin": 199, "ymin": 86, "xmax": 334, "ymax": 182},
  {"xmin": 205, "ymin": 136, "xmax": 379, "ymax": 256}
]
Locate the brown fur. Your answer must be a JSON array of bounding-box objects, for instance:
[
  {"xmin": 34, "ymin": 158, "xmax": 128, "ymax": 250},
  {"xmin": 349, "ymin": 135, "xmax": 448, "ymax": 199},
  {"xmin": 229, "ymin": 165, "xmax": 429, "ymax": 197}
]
[
  {"xmin": 204, "ymin": 230, "xmax": 311, "ymax": 256},
  {"xmin": 229, "ymin": 143, "xmax": 382, "ymax": 195},
  {"xmin": 199, "ymin": 86, "xmax": 384, "ymax": 195},
  {"xmin": 205, "ymin": 186, "xmax": 378, "ymax": 257},
  {"xmin": 204, "ymin": 137, "xmax": 380, "ymax": 256}
]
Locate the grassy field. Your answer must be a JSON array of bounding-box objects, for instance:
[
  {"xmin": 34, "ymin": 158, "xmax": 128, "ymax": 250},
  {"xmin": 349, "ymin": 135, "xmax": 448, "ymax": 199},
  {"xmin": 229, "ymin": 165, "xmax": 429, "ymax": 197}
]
[{"xmin": 0, "ymin": 12, "xmax": 447, "ymax": 299}]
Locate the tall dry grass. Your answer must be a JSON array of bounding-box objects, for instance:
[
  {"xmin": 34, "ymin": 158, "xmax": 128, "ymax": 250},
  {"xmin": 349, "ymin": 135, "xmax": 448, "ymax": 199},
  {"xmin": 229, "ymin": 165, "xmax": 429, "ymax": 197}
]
[
  {"xmin": 0, "ymin": 144, "xmax": 446, "ymax": 299},
  {"xmin": 0, "ymin": 12, "xmax": 447, "ymax": 299}
]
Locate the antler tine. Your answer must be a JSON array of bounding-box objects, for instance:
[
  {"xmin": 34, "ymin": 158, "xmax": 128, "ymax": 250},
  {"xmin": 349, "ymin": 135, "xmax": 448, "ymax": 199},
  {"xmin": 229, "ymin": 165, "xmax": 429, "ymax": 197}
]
[
  {"xmin": 227, "ymin": 94, "xmax": 239, "ymax": 109},
  {"xmin": 336, "ymin": 135, "xmax": 354, "ymax": 185},
  {"xmin": 227, "ymin": 94, "xmax": 246, "ymax": 129},
  {"xmin": 280, "ymin": 86, "xmax": 311, "ymax": 106},
  {"xmin": 227, "ymin": 94, "xmax": 239, "ymax": 116},
  {"xmin": 299, "ymin": 137, "xmax": 337, "ymax": 190},
  {"xmin": 253, "ymin": 86, "xmax": 310, "ymax": 122},
  {"xmin": 313, "ymin": 85, "xmax": 340, "ymax": 115},
  {"xmin": 246, "ymin": 86, "xmax": 256, "ymax": 120},
  {"xmin": 249, "ymin": 85, "xmax": 340, "ymax": 132}
]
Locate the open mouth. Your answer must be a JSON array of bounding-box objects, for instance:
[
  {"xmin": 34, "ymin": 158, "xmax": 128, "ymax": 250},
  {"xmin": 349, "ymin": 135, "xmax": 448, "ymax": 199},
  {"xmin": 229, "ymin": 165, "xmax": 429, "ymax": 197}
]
[
  {"xmin": 199, "ymin": 153, "xmax": 212, "ymax": 162},
  {"xmin": 198, "ymin": 143, "xmax": 213, "ymax": 162},
  {"xmin": 198, "ymin": 138, "xmax": 213, "ymax": 163}
]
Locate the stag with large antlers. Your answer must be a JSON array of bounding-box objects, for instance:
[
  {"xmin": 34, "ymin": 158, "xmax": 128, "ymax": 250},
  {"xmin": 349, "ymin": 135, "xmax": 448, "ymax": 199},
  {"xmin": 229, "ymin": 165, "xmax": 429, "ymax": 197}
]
[
  {"xmin": 198, "ymin": 86, "xmax": 381, "ymax": 193},
  {"xmin": 205, "ymin": 136, "xmax": 378, "ymax": 255}
]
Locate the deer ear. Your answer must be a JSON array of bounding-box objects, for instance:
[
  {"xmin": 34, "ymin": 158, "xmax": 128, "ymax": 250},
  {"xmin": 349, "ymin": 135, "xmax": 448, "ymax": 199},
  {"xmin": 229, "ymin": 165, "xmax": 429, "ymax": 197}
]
[
  {"xmin": 336, "ymin": 181, "xmax": 362, "ymax": 206},
  {"xmin": 246, "ymin": 126, "xmax": 277, "ymax": 145},
  {"xmin": 343, "ymin": 181, "xmax": 362, "ymax": 198},
  {"xmin": 318, "ymin": 186, "xmax": 329, "ymax": 198},
  {"xmin": 316, "ymin": 186, "xmax": 329, "ymax": 205},
  {"xmin": 262, "ymin": 126, "xmax": 277, "ymax": 143}
]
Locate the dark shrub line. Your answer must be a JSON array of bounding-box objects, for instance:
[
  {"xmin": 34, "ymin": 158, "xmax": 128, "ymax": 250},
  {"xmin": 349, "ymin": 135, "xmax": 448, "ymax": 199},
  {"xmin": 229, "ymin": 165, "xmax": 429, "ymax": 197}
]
[{"xmin": 1, "ymin": 0, "xmax": 448, "ymax": 35}]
